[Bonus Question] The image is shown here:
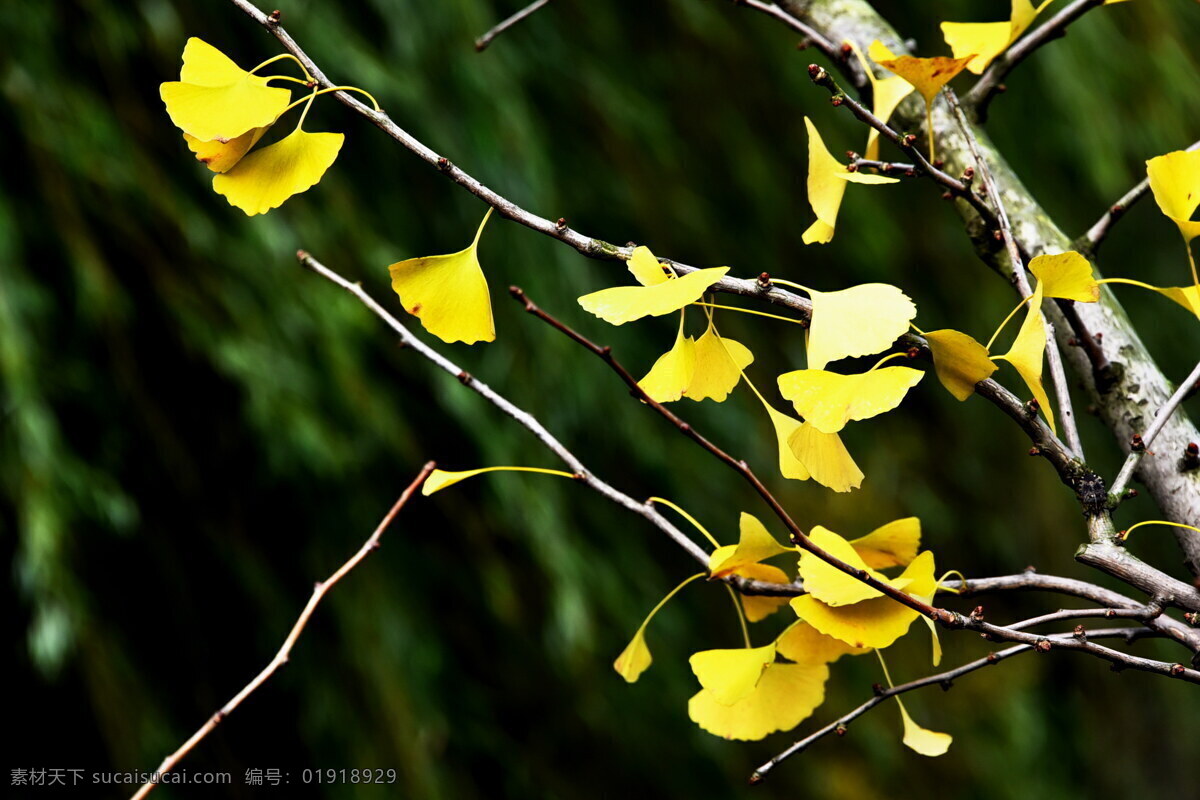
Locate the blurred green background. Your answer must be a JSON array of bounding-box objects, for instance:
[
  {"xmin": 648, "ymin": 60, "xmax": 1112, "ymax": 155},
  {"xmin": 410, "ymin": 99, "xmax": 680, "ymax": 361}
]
[{"xmin": 3, "ymin": 0, "xmax": 1199, "ymax": 797}]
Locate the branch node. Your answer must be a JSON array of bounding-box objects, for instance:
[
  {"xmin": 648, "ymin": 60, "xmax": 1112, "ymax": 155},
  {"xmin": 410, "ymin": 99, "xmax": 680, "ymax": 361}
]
[
  {"xmin": 268, "ymin": 8, "xmax": 281, "ymax": 24},
  {"xmin": 456, "ymin": 370, "xmax": 472, "ymax": 385},
  {"xmin": 1035, "ymin": 639, "xmax": 1053, "ymax": 653}
]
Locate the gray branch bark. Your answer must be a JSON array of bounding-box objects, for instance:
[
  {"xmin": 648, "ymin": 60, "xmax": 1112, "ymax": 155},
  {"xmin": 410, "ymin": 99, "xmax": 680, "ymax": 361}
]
[{"xmin": 779, "ymin": 0, "xmax": 1200, "ymax": 576}]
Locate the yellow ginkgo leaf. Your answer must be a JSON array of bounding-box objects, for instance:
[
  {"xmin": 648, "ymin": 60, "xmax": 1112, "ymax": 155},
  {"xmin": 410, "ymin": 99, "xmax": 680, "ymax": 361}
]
[
  {"xmin": 775, "ymin": 620, "xmax": 871, "ymax": 665},
  {"xmin": 1146, "ymin": 149, "xmax": 1200, "ymax": 243},
  {"xmin": 731, "ymin": 563, "xmax": 793, "ymax": 623},
  {"xmin": 1030, "ymin": 251, "xmax": 1100, "ymax": 302},
  {"xmin": 689, "ymin": 643, "xmax": 777, "ymax": 706},
  {"xmin": 639, "ymin": 325, "xmax": 696, "ymax": 403},
  {"xmin": 709, "ymin": 512, "xmax": 792, "ymax": 578},
  {"xmin": 941, "ymin": 0, "xmax": 1054, "ymax": 75},
  {"xmin": 790, "ymin": 551, "xmax": 937, "ymax": 649},
  {"xmin": 613, "ymin": 627, "xmax": 653, "ymax": 683},
  {"xmin": 161, "ymin": 38, "xmax": 292, "ymax": 142},
  {"xmin": 684, "ymin": 326, "xmax": 754, "ymax": 402},
  {"xmin": 787, "ymin": 421, "xmax": 864, "ymax": 493},
  {"xmin": 387, "ymin": 209, "xmax": 496, "ymax": 345},
  {"xmin": 868, "ymin": 41, "xmax": 975, "ymax": 105},
  {"xmin": 846, "ymin": 40, "xmax": 914, "ymax": 161},
  {"xmin": 184, "ymin": 127, "xmax": 269, "ymax": 173},
  {"xmin": 849, "ymin": 517, "xmax": 921, "ymax": 569},
  {"xmin": 803, "ymin": 117, "xmax": 899, "ymax": 244},
  {"xmin": 777, "ymin": 365, "xmax": 923, "ymax": 433},
  {"xmin": 578, "ymin": 266, "xmax": 729, "ymax": 325},
  {"xmin": 688, "ymin": 662, "xmax": 829, "ymax": 741},
  {"xmin": 627, "ymin": 245, "xmax": 671, "ymax": 286},
  {"xmin": 212, "ymin": 129, "xmax": 344, "ymax": 217},
  {"xmin": 995, "ymin": 285, "xmax": 1056, "ymax": 432},
  {"xmin": 1156, "ymin": 284, "xmax": 1200, "ymax": 317},
  {"xmin": 422, "ymin": 465, "xmax": 576, "ymax": 495},
  {"xmin": 898, "ymin": 699, "xmax": 953, "ymax": 756},
  {"xmin": 799, "ymin": 526, "xmax": 888, "ymax": 606},
  {"xmin": 923, "ymin": 329, "xmax": 998, "ymax": 400},
  {"xmin": 764, "ymin": 403, "xmax": 813, "ymax": 482},
  {"xmin": 806, "ymin": 284, "xmax": 917, "ymax": 370}
]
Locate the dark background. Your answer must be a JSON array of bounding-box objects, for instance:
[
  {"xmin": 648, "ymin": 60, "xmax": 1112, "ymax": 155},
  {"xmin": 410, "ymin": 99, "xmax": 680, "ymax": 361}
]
[{"xmin": 3, "ymin": 0, "xmax": 1199, "ymax": 797}]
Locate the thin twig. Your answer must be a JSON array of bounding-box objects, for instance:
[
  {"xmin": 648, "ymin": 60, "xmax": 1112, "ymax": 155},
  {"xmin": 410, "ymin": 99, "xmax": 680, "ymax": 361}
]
[
  {"xmin": 944, "ymin": 88, "xmax": 1084, "ymax": 460},
  {"xmin": 848, "ymin": 158, "xmax": 919, "ymax": 177},
  {"xmin": 508, "ymin": 286, "xmax": 945, "ymax": 621},
  {"xmin": 736, "ymin": 0, "xmax": 857, "ymax": 87},
  {"xmin": 130, "ymin": 463, "xmax": 436, "ymax": 800},
  {"xmin": 1111, "ymin": 358, "xmax": 1200, "ymax": 498},
  {"xmin": 806, "ymin": 66, "xmax": 997, "ymax": 226},
  {"xmin": 296, "ymin": 252, "xmax": 713, "ymax": 566},
  {"xmin": 1079, "ymin": 139, "xmax": 1200, "ymax": 256},
  {"xmin": 751, "ymin": 625, "xmax": 1156, "ymax": 782},
  {"xmin": 474, "ymin": 0, "xmax": 555, "ymax": 52},
  {"xmin": 965, "ymin": 0, "xmax": 1105, "ymax": 120}
]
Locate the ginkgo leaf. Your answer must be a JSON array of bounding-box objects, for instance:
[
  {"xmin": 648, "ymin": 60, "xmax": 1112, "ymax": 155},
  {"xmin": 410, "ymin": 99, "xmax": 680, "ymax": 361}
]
[
  {"xmin": 422, "ymin": 465, "xmax": 575, "ymax": 495},
  {"xmin": 689, "ymin": 643, "xmax": 777, "ymax": 706},
  {"xmin": 1156, "ymin": 285, "xmax": 1200, "ymax": 317},
  {"xmin": 941, "ymin": 0, "xmax": 1054, "ymax": 75},
  {"xmin": 787, "ymin": 421, "xmax": 864, "ymax": 493},
  {"xmin": 184, "ymin": 126, "xmax": 268, "ymax": 173},
  {"xmin": 798, "ymin": 526, "xmax": 889, "ymax": 606},
  {"xmin": 849, "ymin": 517, "xmax": 921, "ymax": 569},
  {"xmin": 995, "ymin": 285, "xmax": 1055, "ymax": 432},
  {"xmin": 709, "ymin": 512, "xmax": 792, "ymax": 578},
  {"xmin": 212, "ymin": 129, "xmax": 343, "ymax": 216},
  {"xmin": 688, "ymin": 662, "xmax": 829, "ymax": 741},
  {"xmin": 868, "ymin": 41, "xmax": 974, "ymax": 105},
  {"xmin": 846, "ymin": 40, "xmax": 914, "ymax": 161},
  {"xmin": 613, "ymin": 627, "xmax": 653, "ymax": 683},
  {"xmin": 775, "ymin": 620, "xmax": 871, "ymax": 665},
  {"xmin": 388, "ymin": 209, "xmax": 496, "ymax": 345},
  {"xmin": 627, "ymin": 245, "xmax": 671, "ymax": 286},
  {"xmin": 803, "ymin": 117, "xmax": 899, "ymax": 244},
  {"xmin": 806, "ymin": 284, "xmax": 917, "ymax": 370},
  {"xmin": 777, "ymin": 365, "xmax": 923, "ymax": 433},
  {"xmin": 731, "ymin": 563, "xmax": 793, "ymax": 623},
  {"xmin": 684, "ymin": 327, "xmax": 754, "ymax": 402},
  {"xmin": 898, "ymin": 699, "xmax": 953, "ymax": 756},
  {"xmin": 923, "ymin": 329, "xmax": 998, "ymax": 400},
  {"xmin": 639, "ymin": 326, "xmax": 696, "ymax": 403},
  {"xmin": 1030, "ymin": 251, "xmax": 1100, "ymax": 302},
  {"xmin": 764, "ymin": 403, "xmax": 813, "ymax": 482},
  {"xmin": 790, "ymin": 551, "xmax": 937, "ymax": 649},
  {"xmin": 1146, "ymin": 149, "xmax": 1200, "ymax": 243},
  {"xmin": 161, "ymin": 38, "xmax": 292, "ymax": 142},
  {"xmin": 578, "ymin": 267, "xmax": 729, "ymax": 325}
]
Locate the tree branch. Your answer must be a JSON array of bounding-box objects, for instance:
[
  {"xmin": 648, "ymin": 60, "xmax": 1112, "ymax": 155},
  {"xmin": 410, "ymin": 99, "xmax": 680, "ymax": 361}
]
[
  {"xmin": 508, "ymin": 286, "xmax": 944, "ymax": 620},
  {"xmin": 751, "ymin": 625, "xmax": 1158, "ymax": 782},
  {"xmin": 964, "ymin": 0, "xmax": 1105, "ymax": 120},
  {"xmin": 943, "ymin": 87, "xmax": 1084, "ymax": 460},
  {"xmin": 474, "ymin": 0, "xmax": 555, "ymax": 52},
  {"xmin": 1077, "ymin": 140, "xmax": 1200, "ymax": 257},
  {"xmin": 1110, "ymin": 358, "xmax": 1200, "ymax": 498},
  {"xmin": 129, "ymin": 463, "xmax": 436, "ymax": 800}
]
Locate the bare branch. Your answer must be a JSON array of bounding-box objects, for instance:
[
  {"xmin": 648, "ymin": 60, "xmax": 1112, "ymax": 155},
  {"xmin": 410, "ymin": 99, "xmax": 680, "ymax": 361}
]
[
  {"xmin": 736, "ymin": 0, "xmax": 856, "ymax": 87},
  {"xmin": 752, "ymin": 626, "xmax": 1157, "ymax": 782},
  {"xmin": 944, "ymin": 88, "xmax": 1084, "ymax": 461},
  {"xmin": 475, "ymin": 0, "xmax": 555, "ymax": 52},
  {"xmin": 965, "ymin": 0, "xmax": 1105, "ymax": 120},
  {"xmin": 1079, "ymin": 140, "xmax": 1200, "ymax": 256},
  {"xmin": 1110, "ymin": 358, "xmax": 1200, "ymax": 498},
  {"xmin": 129, "ymin": 463, "xmax": 436, "ymax": 800}
]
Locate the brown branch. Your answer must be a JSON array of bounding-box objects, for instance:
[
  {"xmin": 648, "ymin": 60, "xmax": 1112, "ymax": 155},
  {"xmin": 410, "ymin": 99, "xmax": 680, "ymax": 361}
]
[
  {"xmin": 474, "ymin": 0, "xmax": 555, "ymax": 52},
  {"xmin": 735, "ymin": 0, "xmax": 860, "ymax": 88},
  {"xmin": 965, "ymin": 0, "xmax": 1105, "ymax": 121},
  {"xmin": 508, "ymin": 286, "xmax": 944, "ymax": 621},
  {"xmin": 751, "ymin": 625, "xmax": 1158, "ymax": 782},
  {"xmin": 129, "ymin": 463, "xmax": 436, "ymax": 800},
  {"xmin": 1078, "ymin": 139, "xmax": 1200, "ymax": 257},
  {"xmin": 944, "ymin": 87, "xmax": 1085, "ymax": 461}
]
